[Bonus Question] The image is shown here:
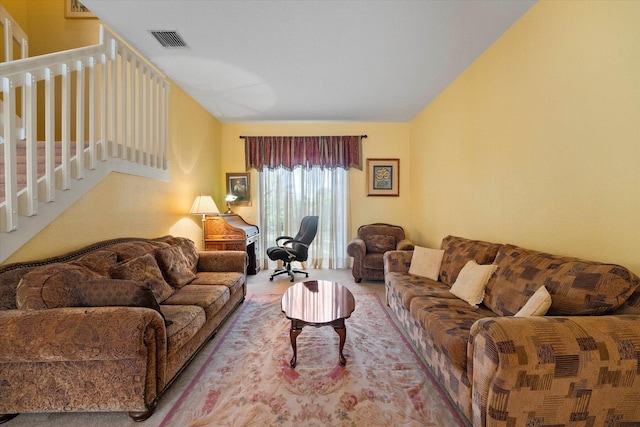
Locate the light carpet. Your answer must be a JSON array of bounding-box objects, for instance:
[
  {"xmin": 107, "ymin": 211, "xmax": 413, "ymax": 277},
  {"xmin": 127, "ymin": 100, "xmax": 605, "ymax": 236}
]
[{"xmin": 160, "ymin": 293, "xmax": 467, "ymax": 427}]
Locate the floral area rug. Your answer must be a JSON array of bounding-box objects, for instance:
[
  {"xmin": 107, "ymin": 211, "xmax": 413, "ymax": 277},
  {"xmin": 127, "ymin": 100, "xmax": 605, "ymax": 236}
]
[{"xmin": 160, "ymin": 293, "xmax": 468, "ymax": 427}]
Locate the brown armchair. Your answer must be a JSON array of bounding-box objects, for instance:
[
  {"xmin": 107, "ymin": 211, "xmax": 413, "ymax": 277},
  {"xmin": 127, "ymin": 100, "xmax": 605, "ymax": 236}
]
[{"xmin": 347, "ymin": 223, "xmax": 414, "ymax": 282}]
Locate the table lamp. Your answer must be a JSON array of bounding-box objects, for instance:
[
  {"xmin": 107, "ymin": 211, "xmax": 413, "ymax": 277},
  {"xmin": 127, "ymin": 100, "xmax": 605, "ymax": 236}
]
[
  {"xmin": 190, "ymin": 195, "xmax": 220, "ymax": 246},
  {"xmin": 225, "ymin": 194, "xmax": 237, "ymax": 214}
]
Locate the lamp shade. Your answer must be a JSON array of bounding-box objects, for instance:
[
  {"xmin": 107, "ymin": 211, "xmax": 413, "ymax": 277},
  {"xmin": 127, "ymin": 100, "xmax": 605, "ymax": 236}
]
[{"xmin": 190, "ymin": 195, "xmax": 220, "ymax": 215}]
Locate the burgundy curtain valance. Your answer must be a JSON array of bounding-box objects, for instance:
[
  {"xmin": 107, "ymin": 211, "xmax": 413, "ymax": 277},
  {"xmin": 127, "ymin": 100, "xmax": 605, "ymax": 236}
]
[{"xmin": 242, "ymin": 135, "xmax": 364, "ymax": 172}]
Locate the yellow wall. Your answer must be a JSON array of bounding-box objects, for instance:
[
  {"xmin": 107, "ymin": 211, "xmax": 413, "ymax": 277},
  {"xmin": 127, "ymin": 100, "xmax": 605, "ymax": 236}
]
[
  {"xmin": 408, "ymin": 0, "xmax": 640, "ymax": 275},
  {"xmin": 1, "ymin": 0, "xmax": 100, "ymax": 56},
  {"xmin": 220, "ymin": 123, "xmax": 411, "ymax": 240}
]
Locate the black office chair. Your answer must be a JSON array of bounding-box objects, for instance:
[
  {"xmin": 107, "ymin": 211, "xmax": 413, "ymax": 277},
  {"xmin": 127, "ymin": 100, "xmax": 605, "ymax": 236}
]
[{"xmin": 267, "ymin": 216, "xmax": 319, "ymax": 282}]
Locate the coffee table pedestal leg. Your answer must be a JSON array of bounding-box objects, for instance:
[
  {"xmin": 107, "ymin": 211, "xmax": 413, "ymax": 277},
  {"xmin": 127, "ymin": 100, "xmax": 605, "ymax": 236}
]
[
  {"xmin": 333, "ymin": 319, "xmax": 347, "ymax": 367},
  {"xmin": 289, "ymin": 321, "xmax": 303, "ymax": 368}
]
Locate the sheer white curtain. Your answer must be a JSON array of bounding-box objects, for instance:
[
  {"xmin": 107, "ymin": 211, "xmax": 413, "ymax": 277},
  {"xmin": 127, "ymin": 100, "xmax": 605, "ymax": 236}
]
[{"xmin": 259, "ymin": 167, "xmax": 350, "ymax": 270}]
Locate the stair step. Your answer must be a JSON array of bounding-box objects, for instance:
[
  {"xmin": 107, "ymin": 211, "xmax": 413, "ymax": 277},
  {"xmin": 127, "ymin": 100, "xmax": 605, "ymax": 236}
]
[{"xmin": 0, "ymin": 141, "xmax": 83, "ymax": 203}]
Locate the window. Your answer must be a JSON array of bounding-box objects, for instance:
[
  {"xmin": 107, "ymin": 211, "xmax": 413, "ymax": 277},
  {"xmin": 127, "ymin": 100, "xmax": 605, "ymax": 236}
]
[{"xmin": 259, "ymin": 167, "xmax": 350, "ymax": 270}]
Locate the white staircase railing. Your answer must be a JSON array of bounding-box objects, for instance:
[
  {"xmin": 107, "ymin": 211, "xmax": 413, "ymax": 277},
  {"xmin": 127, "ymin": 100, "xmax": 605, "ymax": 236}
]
[
  {"xmin": 0, "ymin": 20, "xmax": 170, "ymax": 262},
  {"xmin": 1, "ymin": 4, "xmax": 29, "ymax": 142},
  {"xmin": 1, "ymin": 5, "xmax": 28, "ymax": 62}
]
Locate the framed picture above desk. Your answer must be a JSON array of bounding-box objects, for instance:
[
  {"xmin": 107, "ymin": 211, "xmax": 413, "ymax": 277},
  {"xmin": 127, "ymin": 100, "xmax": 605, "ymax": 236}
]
[{"xmin": 226, "ymin": 172, "xmax": 251, "ymax": 206}]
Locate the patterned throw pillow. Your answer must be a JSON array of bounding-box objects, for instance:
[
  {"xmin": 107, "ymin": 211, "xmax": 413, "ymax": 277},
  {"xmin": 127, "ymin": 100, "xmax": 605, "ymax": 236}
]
[
  {"xmin": 160, "ymin": 236, "xmax": 200, "ymax": 273},
  {"xmin": 408, "ymin": 246, "xmax": 445, "ymax": 281},
  {"xmin": 108, "ymin": 253, "xmax": 174, "ymax": 303},
  {"xmin": 438, "ymin": 235, "xmax": 502, "ymax": 286},
  {"xmin": 16, "ymin": 263, "xmax": 102, "ymax": 309},
  {"xmin": 155, "ymin": 246, "xmax": 197, "ymax": 289},
  {"xmin": 449, "ymin": 260, "xmax": 498, "ymax": 307},
  {"xmin": 364, "ymin": 235, "xmax": 396, "ymax": 254},
  {"xmin": 484, "ymin": 245, "xmax": 639, "ymax": 316},
  {"xmin": 70, "ymin": 250, "xmax": 118, "ymax": 276},
  {"xmin": 77, "ymin": 279, "xmax": 171, "ymax": 325}
]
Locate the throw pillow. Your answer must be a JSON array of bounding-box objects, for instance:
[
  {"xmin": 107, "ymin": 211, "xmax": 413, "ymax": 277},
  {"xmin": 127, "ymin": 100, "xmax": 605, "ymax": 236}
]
[
  {"xmin": 155, "ymin": 246, "xmax": 197, "ymax": 289},
  {"xmin": 16, "ymin": 263, "xmax": 102, "ymax": 310},
  {"xmin": 77, "ymin": 279, "xmax": 171, "ymax": 325},
  {"xmin": 449, "ymin": 260, "xmax": 498, "ymax": 307},
  {"xmin": 108, "ymin": 253, "xmax": 174, "ymax": 303},
  {"xmin": 514, "ymin": 286, "xmax": 552, "ymax": 317},
  {"xmin": 161, "ymin": 236, "xmax": 200, "ymax": 273},
  {"xmin": 408, "ymin": 246, "xmax": 445, "ymax": 281},
  {"xmin": 364, "ymin": 234, "xmax": 396, "ymax": 254},
  {"xmin": 70, "ymin": 250, "xmax": 118, "ymax": 276}
]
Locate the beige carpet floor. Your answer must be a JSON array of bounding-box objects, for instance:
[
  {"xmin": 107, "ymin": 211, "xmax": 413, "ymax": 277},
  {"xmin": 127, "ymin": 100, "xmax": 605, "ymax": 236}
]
[{"xmin": 3, "ymin": 268, "xmax": 465, "ymax": 427}]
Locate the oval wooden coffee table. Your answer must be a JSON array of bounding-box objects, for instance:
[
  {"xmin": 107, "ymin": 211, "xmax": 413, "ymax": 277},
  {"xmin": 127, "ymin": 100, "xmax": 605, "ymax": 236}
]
[{"xmin": 281, "ymin": 280, "xmax": 356, "ymax": 368}]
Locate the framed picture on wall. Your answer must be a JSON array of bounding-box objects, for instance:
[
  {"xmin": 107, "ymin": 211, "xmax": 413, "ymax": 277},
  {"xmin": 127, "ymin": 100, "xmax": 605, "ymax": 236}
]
[
  {"xmin": 226, "ymin": 172, "xmax": 251, "ymax": 206},
  {"xmin": 367, "ymin": 158, "xmax": 399, "ymax": 196},
  {"xmin": 65, "ymin": 0, "xmax": 97, "ymax": 18}
]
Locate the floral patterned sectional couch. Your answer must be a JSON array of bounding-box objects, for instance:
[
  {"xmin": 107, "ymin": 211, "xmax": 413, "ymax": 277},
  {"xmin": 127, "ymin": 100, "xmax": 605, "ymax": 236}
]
[
  {"xmin": 384, "ymin": 235, "xmax": 640, "ymax": 427},
  {"xmin": 0, "ymin": 236, "xmax": 247, "ymax": 422}
]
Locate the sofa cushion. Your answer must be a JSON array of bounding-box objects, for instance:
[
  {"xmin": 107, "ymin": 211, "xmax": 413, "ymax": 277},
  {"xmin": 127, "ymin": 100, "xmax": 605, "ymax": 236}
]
[
  {"xmin": 449, "ymin": 261, "xmax": 498, "ymax": 307},
  {"xmin": 155, "ymin": 246, "xmax": 196, "ymax": 289},
  {"xmin": 162, "ymin": 285, "xmax": 230, "ymax": 320},
  {"xmin": 109, "ymin": 253, "xmax": 174, "ymax": 303},
  {"xmin": 612, "ymin": 288, "xmax": 640, "ymax": 314},
  {"xmin": 409, "ymin": 246, "xmax": 444, "ymax": 281},
  {"xmin": 410, "ymin": 296, "xmax": 497, "ymax": 375},
  {"xmin": 386, "ymin": 272, "xmax": 456, "ymax": 310},
  {"xmin": 191, "ymin": 272, "xmax": 245, "ymax": 295},
  {"xmin": 439, "ymin": 236, "xmax": 502, "ymax": 286},
  {"xmin": 160, "ymin": 305, "xmax": 206, "ymax": 359},
  {"xmin": 484, "ymin": 245, "xmax": 639, "ymax": 316},
  {"xmin": 514, "ymin": 285, "xmax": 552, "ymax": 317},
  {"xmin": 16, "ymin": 263, "xmax": 102, "ymax": 309},
  {"xmin": 70, "ymin": 250, "xmax": 118, "ymax": 276},
  {"xmin": 365, "ymin": 234, "xmax": 396, "ymax": 253}
]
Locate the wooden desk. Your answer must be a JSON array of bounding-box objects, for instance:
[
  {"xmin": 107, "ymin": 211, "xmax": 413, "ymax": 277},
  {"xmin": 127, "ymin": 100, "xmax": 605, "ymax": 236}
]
[{"xmin": 204, "ymin": 214, "xmax": 260, "ymax": 275}]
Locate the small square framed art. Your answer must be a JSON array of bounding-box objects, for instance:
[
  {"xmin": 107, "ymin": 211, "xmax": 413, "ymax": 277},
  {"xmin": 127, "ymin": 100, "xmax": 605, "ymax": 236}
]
[{"xmin": 367, "ymin": 158, "xmax": 399, "ymax": 196}]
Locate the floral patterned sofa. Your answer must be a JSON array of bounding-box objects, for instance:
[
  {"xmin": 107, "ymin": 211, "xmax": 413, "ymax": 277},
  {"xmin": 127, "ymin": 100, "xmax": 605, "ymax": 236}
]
[
  {"xmin": 0, "ymin": 236, "xmax": 247, "ymax": 423},
  {"xmin": 384, "ymin": 235, "xmax": 640, "ymax": 426}
]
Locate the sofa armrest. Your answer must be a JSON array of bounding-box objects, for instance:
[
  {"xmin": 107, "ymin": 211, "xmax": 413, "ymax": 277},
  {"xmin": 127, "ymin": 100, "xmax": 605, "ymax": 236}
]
[
  {"xmin": 383, "ymin": 250, "xmax": 413, "ymax": 275},
  {"xmin": 0, "ymin": 307, "xmax": 166, "ymax": 362},
  {"xmin": 396, "ymin": 239, "xmax": 415, "ymax": 251},
  {"xmin": 346, "ymin": 238, "xmax": 366, "ymax": 258},
  {"xmin": 197, "ymin": 250, "xmax": 247, "ymax": 274},
  {"xmin": 468, "ymin": 315, "xmax": 640, "ymax": 426},
  {"xmin": 0, "ymin": 307, "xmax": 167, "ymax": 413}
]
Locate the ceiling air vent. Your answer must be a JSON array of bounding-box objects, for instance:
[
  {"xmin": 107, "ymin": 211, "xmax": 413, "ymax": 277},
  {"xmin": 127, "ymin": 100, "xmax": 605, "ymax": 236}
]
[{"xmin": 149, "ymin": 30, "xmax": 188, "ymax": 48}]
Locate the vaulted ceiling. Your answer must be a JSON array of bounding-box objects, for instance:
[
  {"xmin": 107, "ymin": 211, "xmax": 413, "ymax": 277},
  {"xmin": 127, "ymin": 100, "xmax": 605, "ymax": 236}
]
[{"xmin": 82, "ymin": 0, "xmax": 536, "ymax": 123}]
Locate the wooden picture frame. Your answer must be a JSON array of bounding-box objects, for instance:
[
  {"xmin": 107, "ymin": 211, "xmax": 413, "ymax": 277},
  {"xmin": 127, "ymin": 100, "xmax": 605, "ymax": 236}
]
[
  {"xmin": 65, "ymin": 0, "xmax": 97, "ymax": 19},
  {"xmin": 226, "ymin": 172, "xmax": 251, "ymax": 206},
  {"xmin": 367, "ymin": 158, "xmax": 399, "ymax": 196}
]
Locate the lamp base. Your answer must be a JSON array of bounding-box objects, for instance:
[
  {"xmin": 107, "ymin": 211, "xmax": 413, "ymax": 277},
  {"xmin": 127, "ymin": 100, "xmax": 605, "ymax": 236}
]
[{"xmin": 225, "ymin": 203, "xmax": 233, "ymax": 214}]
